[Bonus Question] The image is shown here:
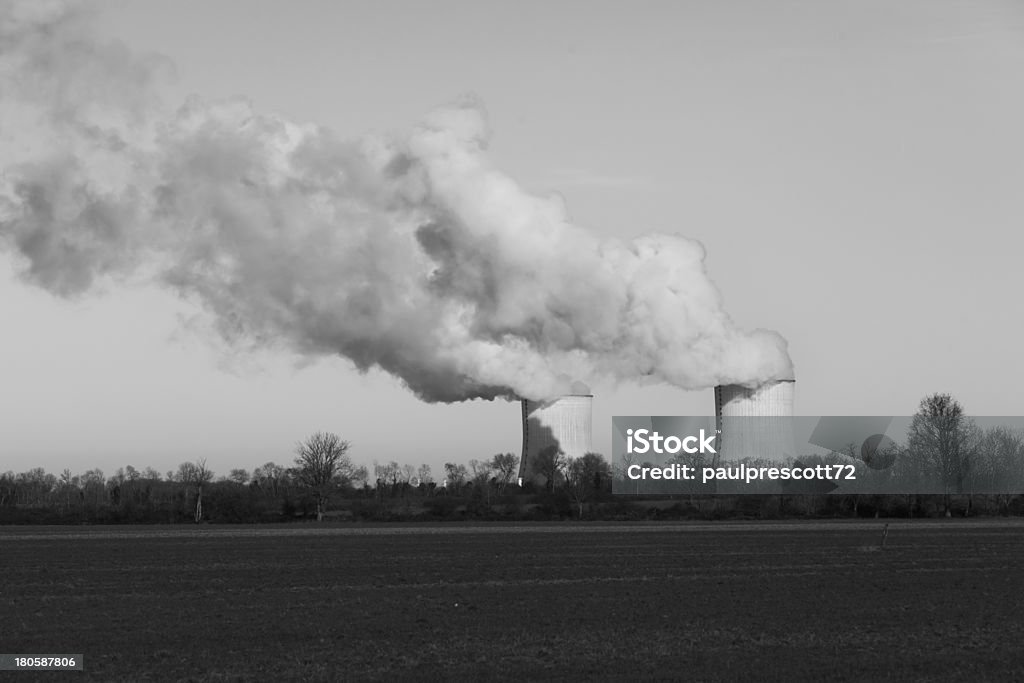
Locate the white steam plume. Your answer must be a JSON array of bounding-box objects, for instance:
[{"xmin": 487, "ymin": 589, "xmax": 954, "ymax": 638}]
[{"xmin": 0, "ymin": 1, "xmax": 793, "ymax": 402}]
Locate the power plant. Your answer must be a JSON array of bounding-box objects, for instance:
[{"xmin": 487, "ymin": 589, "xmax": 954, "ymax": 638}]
[
  {"xmin": 714, "ymin": 379, "xmax": 796, "ymax": 464},
  {"xmin": 520, "ymin": 379, "xmax": 795, "ymax": 486},
  {"xmin": 519, "ymin": 394, "xmax": 594, "ymax": 486}
]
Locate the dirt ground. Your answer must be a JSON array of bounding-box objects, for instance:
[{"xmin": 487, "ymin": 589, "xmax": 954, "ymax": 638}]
[{"xmin": 4, "ymin": 520, "xmax": 1024, "ymax": 681}]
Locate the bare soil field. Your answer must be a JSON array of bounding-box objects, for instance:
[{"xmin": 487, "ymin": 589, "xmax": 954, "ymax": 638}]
[{"xmin": 3, "ymin": 520, "xmax": 1024, "ymax": 681}]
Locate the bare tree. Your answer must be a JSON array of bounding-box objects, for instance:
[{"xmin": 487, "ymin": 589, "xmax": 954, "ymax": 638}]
[
  {"xmin": 468, "ymin": 459, "xmax": 494, "ymax": 505},
  {"xmin": 177, "ymin": 459, "xmax": 214, "ymax": 523},
  {"xmin": 388, "ymin": 461, "xmax": 402, "ymax": 486},
  {"xmin": 564, "ymin": 453, "xmax": 611, "ymax": 518},
  {"xmin": 443, "ymin": 462, "xmax": 468, "ymax": 490},
  {"xmin": 0, "ymin": 471, "xmax": 16, "ymax": 507},
  {"xmin": 490, "ymin": 453, "xmax": 518, "ymax": 492},
  {"xmin": 294, "ymin": 432, "xmax": 353, "ymax": 521},
  {"xmin": 534, "ymin": 446, "xmax": 566, "ymax": 492},
  {"xmin": 195, "ymin": 460, "xmax": 213, "ymax": 520},
  {"xmin": 976, "ymin": 426, "xmax": 1024, "ymax": 513},
  {"xmin": 228, "ymin": 468, "xmax": 250, "ymax": 485},
  {"xmin": 350, "ymin": 465, "xmax": 370, "ymax": 489},
  {"xmin": 253, "ymin": 462, "xmax": 287, "ymax": 497},
  {"xmin": 81, "ymin": 469, "xmax": 106, "ymax": 510},
  {"xmin": 907, "ymin": 394, "xmax": 978, "ymax": 516},
  {"xmin": 373, "ymin": 461, "xmax": 404, "ymax": 497},
  {"xmin": 54, "ymin": 469, "xmax": 76, "ymax": 513},
  {"xmin": 468, "ymin": 459, "xmax": 492, "ymax": 481}
]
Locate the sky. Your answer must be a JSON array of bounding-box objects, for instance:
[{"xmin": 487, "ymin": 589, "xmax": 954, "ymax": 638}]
[{"xmin": 2, "ymin": 0, "xmax": 1023, "ymax": 480}]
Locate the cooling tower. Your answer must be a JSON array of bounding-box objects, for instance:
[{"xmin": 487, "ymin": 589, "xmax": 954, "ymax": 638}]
[
  {"xmin": 715, "ymin": 380, "xmax": 795, "ymax": 418},
  {"xmin": 714, "ymin": 379, "xmax": 795, "ymax": 464},
  {"xmin": 519, "ymin": 394, "xmax": 594, "ymax": 485}
]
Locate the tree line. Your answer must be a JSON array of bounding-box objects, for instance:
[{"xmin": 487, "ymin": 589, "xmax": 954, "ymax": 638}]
[
  {"xmin": 3, "ymin": 393, "xmax": 1023, "ymax": 523},
  {"xmin": 0, "ymin": 430, "xmax": 615, "ymax": 524}
]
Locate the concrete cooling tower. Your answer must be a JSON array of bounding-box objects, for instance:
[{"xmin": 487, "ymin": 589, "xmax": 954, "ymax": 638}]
[
  {"xmin": 519, "ymin": 394, "xmax": 593, "ymax": 485},
  {"xmin": 714, "ymin": 379, "xmax": 796, "ymax": 464}
]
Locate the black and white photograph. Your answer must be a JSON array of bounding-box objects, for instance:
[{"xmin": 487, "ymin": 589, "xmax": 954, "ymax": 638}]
[{"xmin": 2, "ymin": 0, "xmax": 1023, "ymax": 679}]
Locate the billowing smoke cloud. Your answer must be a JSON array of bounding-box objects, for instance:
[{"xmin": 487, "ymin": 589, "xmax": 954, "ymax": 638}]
[{"xmin": 0, "ymin": 1, "xmax": 793, "ymax": 402}]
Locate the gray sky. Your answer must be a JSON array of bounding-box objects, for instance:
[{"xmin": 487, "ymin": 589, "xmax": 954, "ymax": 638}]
[{"xmin": 2, "ymin": 0, "xmax": 1023, "ymax": 479}]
